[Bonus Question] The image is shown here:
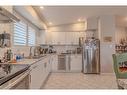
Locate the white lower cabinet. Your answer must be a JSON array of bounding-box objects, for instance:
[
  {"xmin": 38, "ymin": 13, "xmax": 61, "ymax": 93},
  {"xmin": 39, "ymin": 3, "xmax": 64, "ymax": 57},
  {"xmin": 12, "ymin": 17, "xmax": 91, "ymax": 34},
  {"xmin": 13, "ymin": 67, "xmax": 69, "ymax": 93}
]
[
  {"xmin": 51, "ymin": 55, "xmax": 58, "ymax": 72},
  {"xmin": 29, "ymin": 57, "xmax": 51, "ymax": 89},
  {"xmin": 43, "ymin": 57, "xmax": 51, "ymax": 80},
  {"xmin": 30, "ymin": 60, "xmax": 44, "ymax": 89},
  {"xmin": 70, "ymin": 54, "xmax": 82, "ymax": 72}
]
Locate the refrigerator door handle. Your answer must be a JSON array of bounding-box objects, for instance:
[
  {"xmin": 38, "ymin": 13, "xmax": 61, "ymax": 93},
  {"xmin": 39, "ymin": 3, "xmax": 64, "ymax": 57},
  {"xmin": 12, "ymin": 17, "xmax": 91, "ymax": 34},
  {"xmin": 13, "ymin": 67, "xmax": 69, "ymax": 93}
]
[{"xmin": 69, "ymin": 56, "xmax": 71, "ymax": 70}]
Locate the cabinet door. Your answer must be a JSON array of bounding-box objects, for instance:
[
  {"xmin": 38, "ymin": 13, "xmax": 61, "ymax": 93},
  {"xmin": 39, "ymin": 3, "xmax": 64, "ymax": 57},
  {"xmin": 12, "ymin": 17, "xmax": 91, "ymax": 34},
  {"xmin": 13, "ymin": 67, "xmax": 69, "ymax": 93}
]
[
  {"xmin": 70, "ymin": 55, "xmax": 82, "ymax": 72},
  {"xmin": 79, "ymin": 32, "xmax": 86, "ymax": 38},
  {"xmin": 52, "ymin": 32, "xmax": 59, "ymax": 44},
  {"xmin": 30, "ymin": 62, "xmax": 43, "ymax": 89},
  {"xmin": 43, "ymin": 57, "xmax": 50, "ymax": 78},
  {"xmin": 66, "ymin": 32, "xmax": 73, "ymax": 44},
  {"xmin": 58, "ymin": 32, "xmax": 66, "ymax": 44},
  {"xmin": 66, "ymin": 32, "xmax": 80, "ymax": 45},
  {"xmin": 52, "ymin": 32, "xmax": 66, "ymax": 44},
  {"xmin": 51, "ymin": 55, "xmax": 58, "ymax": 72},
  {"xmin": 45, "ymin": 31, "xmax": 52, "ymax": 44},
  {"xmin": 73, "ymin": 32, "xmax": 80, "ymax": 45}
]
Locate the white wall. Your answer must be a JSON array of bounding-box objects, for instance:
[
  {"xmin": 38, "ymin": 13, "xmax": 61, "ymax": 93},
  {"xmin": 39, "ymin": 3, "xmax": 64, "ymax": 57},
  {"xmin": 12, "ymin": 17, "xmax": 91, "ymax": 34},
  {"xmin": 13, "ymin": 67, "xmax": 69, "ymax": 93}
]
[
  {"xmin": 115, "ymin": 26, "xmax": 127, "ymax": 44},
  {"xmin": 87, "ymin": 17, "xmax": 98, "ymax": 30},
  {"xmin": 48, "ymin": 22, "xmax": 86, "ymax": 32},
  {"xmin": 36, "ymin": 30, "xmax": 46, "ymax": 45},
  {"xmin": 99, "ymin": 15, "xmax": 116, "ymax": 73}
]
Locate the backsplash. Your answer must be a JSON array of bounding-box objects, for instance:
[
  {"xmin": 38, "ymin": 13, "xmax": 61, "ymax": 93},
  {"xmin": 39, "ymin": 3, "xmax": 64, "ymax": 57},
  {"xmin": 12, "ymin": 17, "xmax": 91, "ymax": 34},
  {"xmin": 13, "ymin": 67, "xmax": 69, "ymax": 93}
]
[{"xmin": 52, "ymin": 45, "xmax": 80, "ymax": 54}]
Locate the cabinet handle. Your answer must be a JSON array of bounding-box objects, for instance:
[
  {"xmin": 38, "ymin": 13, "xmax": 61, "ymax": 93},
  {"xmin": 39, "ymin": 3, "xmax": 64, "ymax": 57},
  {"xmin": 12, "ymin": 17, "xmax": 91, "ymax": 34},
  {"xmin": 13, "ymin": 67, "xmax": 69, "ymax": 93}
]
[
  {"xmin": 44, "ymin": 62, "xmax": 47, "ymax": 68},
  {"xmin": 30, "ymin": 74, "xmax": 31, "ymax": 83},
  {"xmin": 69, "ymin": 56, "xmax": 71, "ymax": 70}
]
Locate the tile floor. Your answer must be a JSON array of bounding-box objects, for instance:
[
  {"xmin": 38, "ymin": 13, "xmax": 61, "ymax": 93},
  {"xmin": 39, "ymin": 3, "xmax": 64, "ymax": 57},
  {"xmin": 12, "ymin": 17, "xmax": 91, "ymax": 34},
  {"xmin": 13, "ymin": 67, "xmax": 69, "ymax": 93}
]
[{"xmin": 42, "ymin": 73, "xmax": 118, "ymax": 89}]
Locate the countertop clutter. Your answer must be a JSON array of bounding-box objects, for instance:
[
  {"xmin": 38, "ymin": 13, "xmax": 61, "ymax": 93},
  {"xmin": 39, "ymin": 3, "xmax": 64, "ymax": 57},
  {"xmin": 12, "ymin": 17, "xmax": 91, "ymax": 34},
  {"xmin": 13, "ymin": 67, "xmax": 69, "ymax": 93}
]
[{"xmin": 0, "ymin": 53, "xmax": 55, "ymax": 89}]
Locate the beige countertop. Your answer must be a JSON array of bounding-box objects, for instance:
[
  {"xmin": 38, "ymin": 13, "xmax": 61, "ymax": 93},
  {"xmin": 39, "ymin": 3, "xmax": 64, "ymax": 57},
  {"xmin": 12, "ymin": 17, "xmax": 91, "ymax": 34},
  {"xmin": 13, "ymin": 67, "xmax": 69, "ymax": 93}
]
[
  {"xmin": 0, "ymin": 53, "xmax": 57, "ymax": 89},
  {"xmin": 0, "ymin": 70, "xmax": 29, "ymax": 89},
  {"xmin": 1, "ymin": 53, "xmax": 57, "ymax": 66}
]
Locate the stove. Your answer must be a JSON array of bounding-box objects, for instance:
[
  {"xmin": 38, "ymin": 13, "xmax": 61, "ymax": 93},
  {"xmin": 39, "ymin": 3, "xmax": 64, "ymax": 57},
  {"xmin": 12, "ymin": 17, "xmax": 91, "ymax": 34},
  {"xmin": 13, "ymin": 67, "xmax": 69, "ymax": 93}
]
[{"xmin": 0, "ymin": 64, "xmax": 30, "ymax": 86}]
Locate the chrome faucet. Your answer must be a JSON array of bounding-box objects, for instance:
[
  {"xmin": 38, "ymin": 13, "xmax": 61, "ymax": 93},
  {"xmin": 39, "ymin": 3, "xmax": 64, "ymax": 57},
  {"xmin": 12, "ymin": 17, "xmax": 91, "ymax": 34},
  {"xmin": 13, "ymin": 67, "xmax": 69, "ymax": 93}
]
[
  {"xmin": 29, "ymin": 46, "xmax": 33, "ymax": 57},
  {"xmin": 29, "ymin": 46, "xmax": 41, "ymax": 58}
]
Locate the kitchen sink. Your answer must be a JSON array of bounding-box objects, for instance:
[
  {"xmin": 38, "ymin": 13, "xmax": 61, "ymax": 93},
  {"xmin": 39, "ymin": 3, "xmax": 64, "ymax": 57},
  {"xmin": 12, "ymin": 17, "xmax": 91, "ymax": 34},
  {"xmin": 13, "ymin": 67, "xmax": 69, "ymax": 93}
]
[{"xmin": 25, "ymin": 55, "xmax": 47, "ymax": 59}]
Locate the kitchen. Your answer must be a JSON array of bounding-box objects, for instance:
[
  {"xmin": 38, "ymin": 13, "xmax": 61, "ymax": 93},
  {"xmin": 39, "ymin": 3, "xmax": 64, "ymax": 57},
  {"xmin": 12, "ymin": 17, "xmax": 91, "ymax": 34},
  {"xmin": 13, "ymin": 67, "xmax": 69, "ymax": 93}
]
[{"xmin": 0, "ymin": 6, "xmax": 127, "ymax": 89}]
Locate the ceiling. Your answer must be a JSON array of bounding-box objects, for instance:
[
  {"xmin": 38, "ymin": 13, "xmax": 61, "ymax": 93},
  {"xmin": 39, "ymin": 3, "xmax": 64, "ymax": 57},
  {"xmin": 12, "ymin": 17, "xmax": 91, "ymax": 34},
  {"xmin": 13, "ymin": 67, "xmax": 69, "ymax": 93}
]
[
  {"xmin": 35, "ymin": 6, "xmax": 127, "ymax": 27},
  {"xmin": 14, "ymin": 6, "xmax": 47, "ymax": 30}
]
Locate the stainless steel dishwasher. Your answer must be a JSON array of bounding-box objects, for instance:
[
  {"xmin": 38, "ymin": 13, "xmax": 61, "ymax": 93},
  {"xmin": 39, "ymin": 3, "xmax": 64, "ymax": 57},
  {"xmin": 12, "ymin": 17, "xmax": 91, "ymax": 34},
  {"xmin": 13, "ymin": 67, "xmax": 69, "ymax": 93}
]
[
  {"xmin": 58, "ymin": 54, "xmax": 66, "ymax": 70},
  {"xmin": 58, "ymin": 54, "xmax": 71, "ymax": 72}
]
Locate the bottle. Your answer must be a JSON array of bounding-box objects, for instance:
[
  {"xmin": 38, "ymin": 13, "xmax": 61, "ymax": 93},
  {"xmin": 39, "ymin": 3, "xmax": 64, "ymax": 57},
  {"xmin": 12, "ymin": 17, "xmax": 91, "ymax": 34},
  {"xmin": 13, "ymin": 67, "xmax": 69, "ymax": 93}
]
[
  {"xmin": 16, "ymin": 49, "xmax": 20, "ymax": 61},
  {"xmin": 6, "ymin": 49, "xmax": 13, "ymax": 63},
  {"xmin": 9, "ymin": 49, "xmax": 13, "ymax": 61},
  {"xmin": 12, "ymin": 53, "xmax": 17, "ymax": 63}
]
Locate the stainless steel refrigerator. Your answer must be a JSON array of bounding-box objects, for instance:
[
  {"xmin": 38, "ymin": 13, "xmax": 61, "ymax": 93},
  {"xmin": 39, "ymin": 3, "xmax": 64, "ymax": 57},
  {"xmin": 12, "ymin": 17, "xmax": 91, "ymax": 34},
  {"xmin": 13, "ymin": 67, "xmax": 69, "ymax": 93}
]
[{"xmin": 82, "ymin": 38, "xmax": 100, "ymax": 74}]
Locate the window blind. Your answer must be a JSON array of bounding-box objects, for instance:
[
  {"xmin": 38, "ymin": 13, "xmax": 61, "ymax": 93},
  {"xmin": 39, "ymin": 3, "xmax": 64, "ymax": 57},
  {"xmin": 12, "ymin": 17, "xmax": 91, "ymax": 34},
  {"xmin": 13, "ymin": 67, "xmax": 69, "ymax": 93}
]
[
  {"xmin": 28, "ymin": 27, "xmax": 36, "ymax": 46},
  {"xmin": 14, "ymin": 21, "xmax": 27, "ymax": 45}
]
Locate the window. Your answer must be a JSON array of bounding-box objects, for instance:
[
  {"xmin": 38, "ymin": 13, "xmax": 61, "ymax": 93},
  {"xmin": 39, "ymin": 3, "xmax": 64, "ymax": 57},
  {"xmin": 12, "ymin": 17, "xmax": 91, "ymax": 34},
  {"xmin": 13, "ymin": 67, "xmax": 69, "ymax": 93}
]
[
  {"xmin": 28, "ymin": 27, "xmax": 36, "ymax": 46},
  {"xmin": 14, "ymin": 21, "xmax": 27, "ymax": 45},
  {"xmin": 14, "ymin": 21, "xmax": 36, "ymax": 46}
]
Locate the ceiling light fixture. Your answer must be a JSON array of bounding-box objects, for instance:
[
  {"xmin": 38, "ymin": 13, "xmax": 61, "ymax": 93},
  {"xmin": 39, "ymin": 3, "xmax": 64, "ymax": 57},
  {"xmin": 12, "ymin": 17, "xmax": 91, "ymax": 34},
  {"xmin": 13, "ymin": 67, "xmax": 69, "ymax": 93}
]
[
  {"xmin": 40, "ymin": 6, "xmax": 44, "ymax": 9},
  {"xmin": 78, "ymin": 19, "xmax": 81, "ymax": 22},
  {"xmin": 49, "ymin": 22, "xmax": 52, "ymax": 25}
]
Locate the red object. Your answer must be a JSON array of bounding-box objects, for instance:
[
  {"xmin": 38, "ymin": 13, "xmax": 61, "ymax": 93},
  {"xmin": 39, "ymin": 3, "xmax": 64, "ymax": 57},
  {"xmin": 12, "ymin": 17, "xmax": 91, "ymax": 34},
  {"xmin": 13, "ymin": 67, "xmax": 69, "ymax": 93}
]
[{"xmin": 119, "ymin": 67, "xmax": 127, "ymax": 72}]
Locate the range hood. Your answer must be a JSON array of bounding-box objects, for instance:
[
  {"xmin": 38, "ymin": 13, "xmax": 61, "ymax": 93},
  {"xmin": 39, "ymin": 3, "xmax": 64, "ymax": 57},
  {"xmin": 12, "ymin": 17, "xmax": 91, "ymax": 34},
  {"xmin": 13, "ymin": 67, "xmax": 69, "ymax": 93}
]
[{"xmin": 0, "ymin": 7, "xmax": 20, "ymax": 23}]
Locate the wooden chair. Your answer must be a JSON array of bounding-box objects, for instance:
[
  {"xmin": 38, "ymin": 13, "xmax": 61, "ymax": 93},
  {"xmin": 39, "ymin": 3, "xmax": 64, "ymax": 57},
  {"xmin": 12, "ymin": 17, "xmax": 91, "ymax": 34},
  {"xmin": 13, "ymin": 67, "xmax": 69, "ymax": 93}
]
[{"xmin": 112, "ymin": 53, "xmax": 127, "ymax": 89}]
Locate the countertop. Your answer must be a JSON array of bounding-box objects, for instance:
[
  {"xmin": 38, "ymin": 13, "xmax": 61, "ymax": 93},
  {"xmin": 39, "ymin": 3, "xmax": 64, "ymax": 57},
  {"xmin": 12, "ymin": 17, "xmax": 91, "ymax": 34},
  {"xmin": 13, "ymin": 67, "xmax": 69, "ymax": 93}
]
[
  {"xmin": 57, "ymin": 53, "xmax": 82, "ymax": 55},
  {"xmin": 0, "ymin": 69, "xmax": 29, "ymax": 89},
  {"xmin": 2, "ymin": 53, "xmax": 56, "ymax": 66},
  {"xmin": 0, "ymin": 53, "xmax": 56, "ymax": 89}
]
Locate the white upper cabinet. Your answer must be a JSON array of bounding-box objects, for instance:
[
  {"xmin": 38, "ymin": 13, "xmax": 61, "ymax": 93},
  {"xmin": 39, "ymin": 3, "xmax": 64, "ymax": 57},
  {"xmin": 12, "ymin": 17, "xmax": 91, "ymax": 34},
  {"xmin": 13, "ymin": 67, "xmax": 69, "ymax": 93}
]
[
  {"xmin": 66, "ymin": 32, "xmax": 86, "ymax": 45},
  {"xmin": 45, "ymin": 31, "xmax": 52, "ymax": 44},
  {"xmin": 51, "ymin": 32, "xmax": 85, "ymax": 45},
  {"xmin": 47, "ymin": 22, "xmax": 86, "ymax": 45},
  {"xmin": 52, "ymin": 32, "xmax": 66, "ymax": 44},
  {"xmin": 51, "ymin": 32, "xmax": 58, "ymax": 44},
  {"xmin": 79, "ymin": 32, "xmax": 86, "ymax": 38},
  {"xmin": 66, "ymin": 32, "xmax": 79, "ymax": 45},
  {"xmin": 73, "ymin": 32, "xmax": 80, "ymax": 45},
  {"xmin": 66, "ymin": 32, "xmax": 75, "ymax": 45}
]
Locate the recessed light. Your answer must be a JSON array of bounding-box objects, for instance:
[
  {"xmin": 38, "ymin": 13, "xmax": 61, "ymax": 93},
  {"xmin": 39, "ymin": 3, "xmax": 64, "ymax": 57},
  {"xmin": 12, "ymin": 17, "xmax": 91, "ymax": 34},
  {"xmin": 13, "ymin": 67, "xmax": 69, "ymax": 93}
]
[
  {"xmin": 40, "ymin": 6, "xmax": 44, "ymax": 9},
  {"xmin": 78, "ymin": 19, "xmax": 81, "ymax": 22},
  {"xmin": 49, "ymin": 22, "xmax": 52, "ymax": 25}
]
